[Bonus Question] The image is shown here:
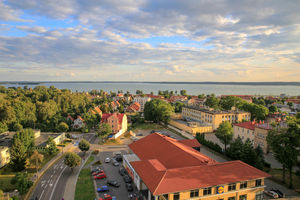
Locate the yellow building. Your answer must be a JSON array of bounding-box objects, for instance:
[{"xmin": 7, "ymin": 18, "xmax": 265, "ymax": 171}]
[
  {"xmin": 169, "ymin": 119, "xmax": 213, "ymax": 135},
  {"xmin": 124, "ymin": 133, "xmax": 269, "ymax": 200},
  {"xmin": 0, "ymin": 146, "xmax": 10, "ymax": 168},
  {"xmin": 182, "ymin": 106, "xmax": 251, "ymax": 130},
  {"xmin": 254, "ymin": 124, "xmax": 272, "ymax": 154}
]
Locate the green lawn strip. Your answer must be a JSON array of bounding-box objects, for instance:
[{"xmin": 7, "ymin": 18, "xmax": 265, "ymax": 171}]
[
  {"xmin": 268, "ymin": 168, "xmax": 300, "ymax": 192},
  {"xmin": 75, "ymin": 168, "xmax": 96, "ymax": 200},
  {"xmin": 84, "ymin": 155, "xmax": 95, "ymax": 167},
  {"xmin": 131, "ymin": 122, "xmax": 163, "ymax": 131},
  {"xmin": 0, "ymin": 176, "xmax": 15, "ymax": 192}
]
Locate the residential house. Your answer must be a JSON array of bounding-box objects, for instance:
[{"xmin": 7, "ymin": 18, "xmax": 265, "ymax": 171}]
[
  {"xmin": 133, "ymin": 96, "xmax": 151, "ymax": 111},
  {"xmin": 101, "ymin": 113, "xmax": 128, "ymax": 138},
  {"xmin": 89, "ymin": 106, "xmax": 102, "ymax": 117},
  {"xmin": 233, "ymin": 121, "xmax": 256, "ymax": 144},
  {"xmin": 123, "ymin": 133, "xmax": 269, "ymax": 200},
  {"xmin": 73, "ymin": 116, "xmax": 84, "ymax": 129},
  {"xmin": 126, "ymin": 102, "xmax": 141, "ymax": 113},
  {"xmin": 182, "ymin": 106, "xmax": 251, "ymax": 130}
]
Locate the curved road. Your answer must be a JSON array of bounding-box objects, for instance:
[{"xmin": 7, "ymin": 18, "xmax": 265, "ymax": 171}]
[{"xmin": 30, "ymin": 133, "xmax": 96, "ymax": 200}]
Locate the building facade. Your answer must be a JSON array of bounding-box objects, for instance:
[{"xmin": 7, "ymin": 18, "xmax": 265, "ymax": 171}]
[
  {"xmin": 133, "ymin": 96, "xmax": 151, "ymax": 111},
  {"xmin": 182, "ymin": 107, "xmax": 251, "ymax": 130},
  {"xmin": 233, "ymin": 121, "xmax": 256, "ymax": 143},
  {"xmin": 101, "ymin": 113, "xmax": 128, "ymax": 138},
  {"xmin": 123, "ymin": 133, "xmax": 269, "ymax": 200}
]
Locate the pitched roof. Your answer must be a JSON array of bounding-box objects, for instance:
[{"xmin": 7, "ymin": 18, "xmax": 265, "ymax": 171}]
[
  {"xmin": 233, "ymin": 121, "xmax": 256, "ymax": 130},
  {"xmin": 131, "ymin": 160, "xmax": 270, "ymax": 195},
  {"xmin": 129, "ymin": 133, "xmax": 216, "ymax": 169},
  {"xmin": 178, "ymin": 139, "xmax": 201, "ymax": 148},
  {"xmin": 101, "ymin": 113, "xmax": 125, "ymax": 125}
]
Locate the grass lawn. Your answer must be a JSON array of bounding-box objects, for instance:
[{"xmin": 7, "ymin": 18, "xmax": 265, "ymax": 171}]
[
  {"xmin": 103, "ymin": 138, "xmax": 122, "ymax": 145},
  {"xmin": 269, "ymin": 169, "xmax": 300, "ymax": 191},
  {"xmin": 0, "ymin": 175, "xmax": 15, "ymax": 192},
  {"xmin": 84, "ymin": 156, "xmax": 95, "ymax": 167},
  {"xmin": 131, "ymin": 122, "xmax": 163, "ymax": 131},
  {"xmin": 75, "ymin": 168, "xmax": 96, "ymax": 200}
]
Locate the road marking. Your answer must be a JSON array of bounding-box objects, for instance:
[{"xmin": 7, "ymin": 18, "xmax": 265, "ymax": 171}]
[
  {"xmin": 49, "ymin": 165, "xmax": 67, "ymax": 200},
  {"xmin": 39, "ymin": 189, "xmax": 45, "ymax": 200}
]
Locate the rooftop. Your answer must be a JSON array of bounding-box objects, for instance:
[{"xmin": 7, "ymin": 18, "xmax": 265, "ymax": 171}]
[
  {"xmin": 129, "ymin": 133, "xmax": 270, "ymax": 195},
  {"xmin": 233, "ymin": 121, "xmax": 256, "ymax": 130},
  {"xmin": 183, "ymin": 106, "xmax": 249, "ymax": 115}
]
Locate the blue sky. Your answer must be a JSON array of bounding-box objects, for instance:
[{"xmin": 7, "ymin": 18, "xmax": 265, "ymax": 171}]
[{"xmin": 0, "ymin": 0, "xmax": 299, "ymax": 81}]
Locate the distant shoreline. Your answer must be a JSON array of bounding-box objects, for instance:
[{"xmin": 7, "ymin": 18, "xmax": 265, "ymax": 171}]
[{"xmin": 0, "ymin": 81, "xmax": 300, "ymax": 86}]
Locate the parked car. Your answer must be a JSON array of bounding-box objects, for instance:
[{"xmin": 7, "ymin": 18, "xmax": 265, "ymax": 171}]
[
  {"xmin": 92, "ymin": 171, "xmax": 105, "ymax": 176},
  {"xmin": 113, "ymin": 152, "xmax": 122, "ymax": 156},
  {"xmin": 264, "ymin": 190, "xmax": 279, "ymax": 199},
  {"xmin": 107, "ymin": 180, "xmax": 120, "ymax": 187},
  {"xmin": 97, "ymin": 186, "xmax": 109, "ymax": 192},
  {"xmin": 126, "ymin": 183, "xmax": 133, "ymax": 191},
  {"xmin": 136, "ymin": 133, "xmax": 143, "ymax": 136},
  {"xmin": 119, "ymin": 167, "xmax": 126, "ymax": 176},
  {"xmin": 112, "ymin": 159, "xmax": 119, "ymax": 166},
  {"xmin": 105, "ymin": 157, "xmax": 111, "ymax": 163},
  {"xmin": 115, "ymin": 154, "xmax": 123, "ymax": 162},
  {"xmin": 98, "ymin": 194, "xmax": 112, "ymax": 200},
  {"xmin": 94, "ymin": 173, "xmax": 107, "ymax": 180},
  {"xmin": 271, "ymin": 189, "xmax": 284, "ymax": 198},
  {"xmin": 91, "ymin": 167, "xmax": 101, "ymax": 173},
  {"xmin": 123, "ymin": 175, "xmax": 132, "ymax": 183}
]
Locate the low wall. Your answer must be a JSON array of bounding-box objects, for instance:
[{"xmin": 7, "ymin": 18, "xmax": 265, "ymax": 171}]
[{"xmin": 167, "ymin": 125, "xmax": 194, "ymax": 139}]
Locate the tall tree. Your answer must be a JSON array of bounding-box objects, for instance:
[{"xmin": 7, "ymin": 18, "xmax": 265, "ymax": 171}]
[
  {"xmin": 226, "ymin": 136, "xmax": 243, "ymax": 159},
  {"xmin": 26, "ymin": 150, "xmax": 44, "ymax": 173},
  {"xmin": 144, "ymin": 99, "xmax": 174, "ymax": 124},
  {"xmin": 215, "ymin": 121, "xmax": 233, "ymax": 152},
  {"xmin": 98, "ymin": 123, "xmax": 112, "ymax": 137},
  {"xmin": 204, "ymin": 94, "xmax": 220, "ymax": 109},
  {"xmin": 78, "ymin": 139, "xmax": 90, "ymax": 156},
  {"xmin": 10, "ymin": 137, "xmax": 27, "ymax": 171},
  {"xmin": 57, "ymin": 122, "xmax": 69, "ymax": 132},
  {"xmin": 64, "ymin": 152, "xmax": 81, "ymax": 172},
  {"xmin": 47, "ymin": 137, "xmax": 58, "ymax": 155},
  {"xmin": 11, "ymin": 172, "xmax": 33, "ymax": 195}
]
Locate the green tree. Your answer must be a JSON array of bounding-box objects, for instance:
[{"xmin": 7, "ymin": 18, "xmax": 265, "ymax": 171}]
[
  {"xmin": 13, "ymin": 129, "xmax": 35, "ymax": 155},
  {"xmin": 204, "ymin": 94, "xmax": 220, "ymax": 109},
  {"xmin": 180, "ymin": 90, "xmax": 187, "ymax": 96},
  {"xmin": 241, "ymin": 139, "xmax": 259, "ymax": 167},
  {"xmin": 268, "ymin": 105, "xmax": 278, "ymax": 113},
  {"xmin": 57, "ymin": 122, "xmax": 69, "ymax": 132},
  {"xmin": 239, "ymin": 102, "xmax": 269, "ymax": 120},
  {"xmin": 10, "ymin": 137, "xmax": 27, "ymax": 171},
  {"xmin": 144, "ymin": 99, "xmax": 174, "ymax": 124},
  {"xmin": 287, "ymin": 102, "xmax": 293, "ymax": 109},
  {"xmin": 26, "ymin": 150, "xmax": 44, "ymax": 173},
  {"xmin": 82, "ymin": 112, "xmax": 98, "ymax": 129},
  {"xmin": 174, "ymin": 102, "xmax": 185, "ymax": 113},
  {"xmin": 11, "ymin": 172, "xmax": 33, "ymax": 195},
  {"xmin": 220, "ymin": 96, "xmax": 245, "ymax": 110},
  {"xmin": 267, "ymin": 122, "xmax": 300, "ymax": 187},
  {"xmin": 215, "ymin": 121, "xmax": 233, "ymax": 152},
  {"xmin": 98, "ymin": 123, "xmax": 112, "ymax": 137},
  {"xmin": 64, "ymin": 152, "xmax": 81, "ymax": 172},
  {"xmin": 226, "ymin": 136, "xmax": 243, "ymax": 159},
  {"xmin": 47, "ymin": 137, "xmax": 58, "ymax": 155},
  {"xmin": 78, "ymin": 139, "xmax": 90, "ymax": 156},
  {"xmin": 0, "ymin": 122, "xmax": 8, "ymax": 133}
]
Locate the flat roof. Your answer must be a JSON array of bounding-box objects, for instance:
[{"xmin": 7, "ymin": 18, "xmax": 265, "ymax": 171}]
[{"xmin": 183, "ymin": 106, "xmax": 249, "ymax": 115}]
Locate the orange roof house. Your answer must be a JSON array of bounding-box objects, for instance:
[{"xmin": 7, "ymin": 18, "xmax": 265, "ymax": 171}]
[
  {"xmin": 101, "ymin": 113, "xmax": 127, "ymax": 136},
  {"xmin": 124, "ymin": 133, "xmax": 270, "ymax": 198},
  {"xmin": 126, "ymin": 102, "xmax": 141, "ymax": 112}
]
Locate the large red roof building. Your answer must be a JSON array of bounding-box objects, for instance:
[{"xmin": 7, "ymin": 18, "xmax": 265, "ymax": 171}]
[{"xmin": 123, "ymin": 133, "xmax": 269, "ymax": 200}]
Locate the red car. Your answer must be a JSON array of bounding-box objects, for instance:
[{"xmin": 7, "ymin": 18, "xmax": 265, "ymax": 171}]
[
  {"xmin": 99, "ymin": 194, "xmax": 112, "ymax": 200},
  {"xmin": 92, "ymin": 170, "xmax": 105, "ymax": 176},
  {"xmin": 94, "ymin": 173, "xmax": 107, "ymax": 180}
]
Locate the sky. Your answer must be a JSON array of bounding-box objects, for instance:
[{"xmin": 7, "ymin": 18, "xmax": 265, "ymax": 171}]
[{"xmin": 0, "ymin": 0, "xmax": 299, "ymax": 82}]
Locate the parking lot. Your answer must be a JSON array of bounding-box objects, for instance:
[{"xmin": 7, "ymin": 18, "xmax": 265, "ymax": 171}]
[{"xmin": 94, "ymin": 149, "xmax": 140, "ymax": 200}]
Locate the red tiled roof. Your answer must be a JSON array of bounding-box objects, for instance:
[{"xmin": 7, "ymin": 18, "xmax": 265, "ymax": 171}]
[
  {"xmin": 286, "ymin": 99, "xmax": 300, "ymax": 104},
  {"xmin": 94, "ymin": 106, "xmax": 102, "ymax": 115},
  {"xmin": 127, "ymin": 102, "xmax": 141, "ymax": 112},
  {"xmin": 178, "ymin": 139, "xmax": 201, "ymax": 148},
  {"xmin": 131, "ymin": 160, "xmax": 270, "ymax": 195},
  {"xmin": 233, "ymin": 121, "xmax": 256, "ymax": 130},
  {"xmin": 129, "ymin": 133, "xmax": 216, "ymax": 169},
  {"xmin": 77, "ymin": 116, "xmax": 84, "ymax": 121},
  {"xmin": 101, "ymin": 113, "xmax": 125, "ymax": 125}
]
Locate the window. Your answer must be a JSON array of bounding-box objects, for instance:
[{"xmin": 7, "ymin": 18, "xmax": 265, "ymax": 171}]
[
  {"xmin": 255, "ymin": 179, "xmax": 262, "ymax": 187},
  {"xmin": 239, "ymin": 194, "xmax": 247, "ymax": 200},
  {"xmin": 255, "ymin": 191, "xmax": 264, "ymax": 200},
  {"xmin": 190, "ymin": 189, "xmax": 199, "ymax": 197},
  {"xmin": 228, "ymin": 197, "xmax": 236, "ymax": 200},
  {"xmin": 203, "ymin": 187, "xmax": 212, "ymax": 196},
  {"xmin": 228, "ymin": 183, "xmax": 236, "ymax": 191},
  {"xmin": 173, "ymin": 193, "xmax": 180, "ymax": 200},
  {"xmin": 240, "ymin": 181, "xmax": 247, "ymax": 189}
]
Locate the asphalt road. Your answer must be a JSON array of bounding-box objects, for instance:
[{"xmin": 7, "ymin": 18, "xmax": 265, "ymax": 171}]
[{"xmin": 30, "ymin": 133, "xmax": 96, "ymax": 200}]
